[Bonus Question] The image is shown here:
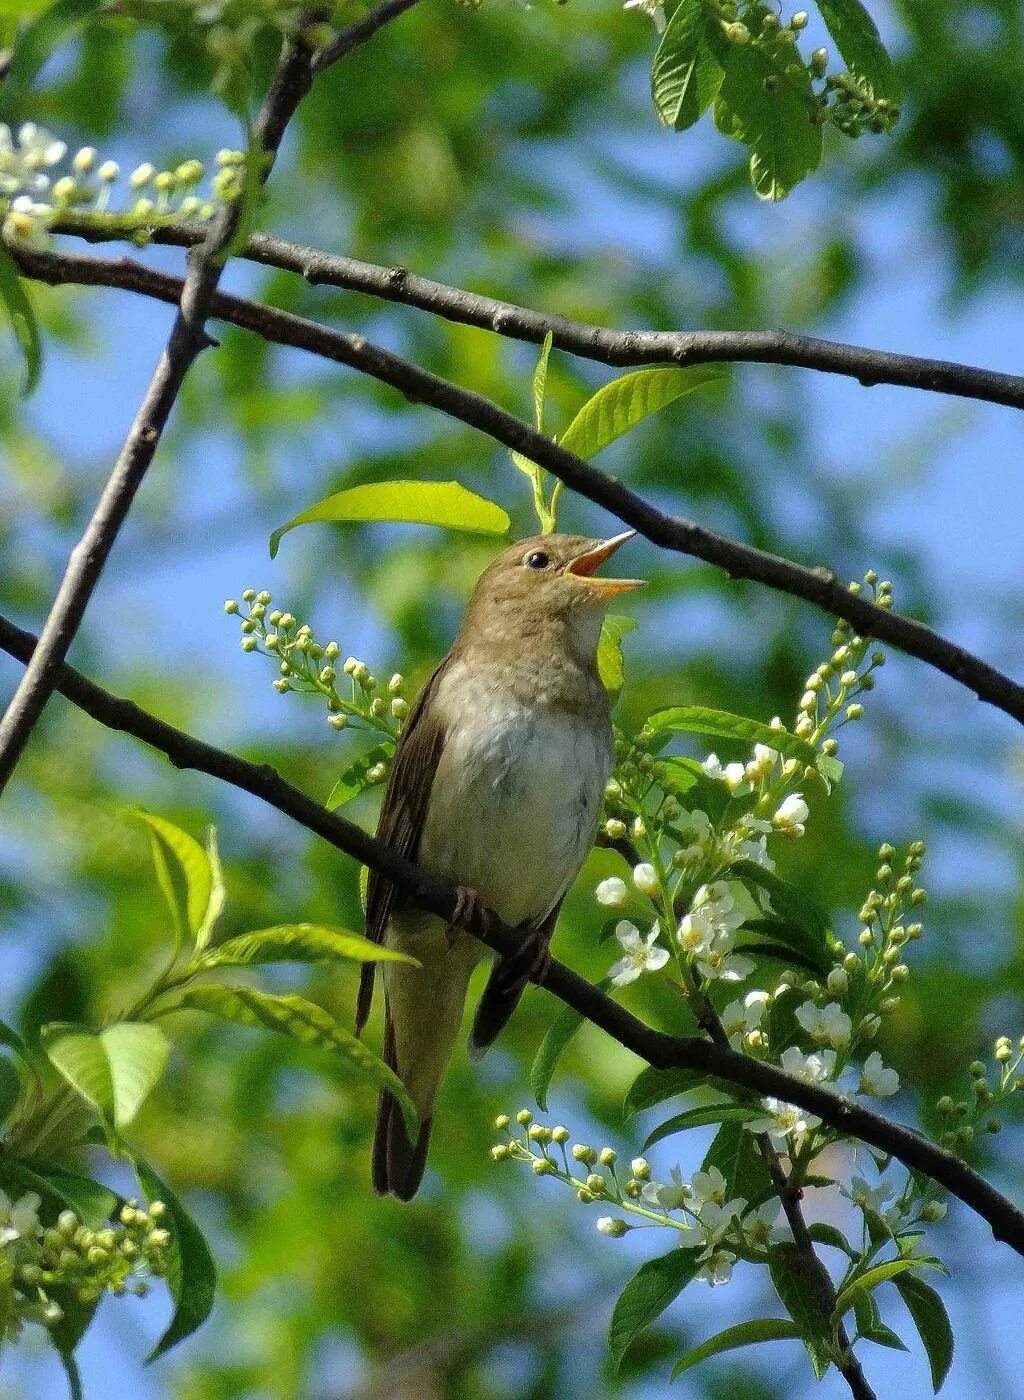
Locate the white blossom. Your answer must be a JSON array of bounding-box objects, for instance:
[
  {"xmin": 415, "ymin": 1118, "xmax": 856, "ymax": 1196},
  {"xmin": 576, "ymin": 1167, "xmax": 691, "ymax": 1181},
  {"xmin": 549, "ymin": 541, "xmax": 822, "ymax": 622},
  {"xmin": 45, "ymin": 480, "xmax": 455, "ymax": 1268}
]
[
  {"xmin": 0, "ymin": 1190, "xmax": 40, "ymax": 1247},
  {"xmin": 746, "ymin": 1097, "xmax": 821, "ymax": 1147},
  {"xmin": 2, "ymin": 196, "xmax": 53, "ymax": 250},
  {"xmin": 773, "ymin": 792, "xmax": 809, "ymax": 838},
  {"xmin": 780, "ymin": 1045, "xmax": 837, "ymax": 1084},
  {"xmin": 795, "ymin": 1000, "xmax": 853, "ymax": 1049},
  {"xmin": 846, "ymin": 1175, "xmax": 893, "ymax": 1216},
  {"xmin": 695, "ymin": 1247, "xmax": 736, "ymax": 1286},
  {"xmin": 642, "ymin": 1165, "xmax": 690, "ymax": 1210},
  {"xmin": 859, "ymin": 1051, "xmax": 899, "ymax": 1096},
  {"xmin": 608, "ymin": 921, "xmax": 669, "ymax": 987},
  {"xmin": 720, "ymin": 990, "xmax": 768, "ymax": 1047},
  {"xmin": 741, "ymin": 1199, "xmax": 785, "ymax": 1248},
  {"xmin": 632, "ymin": 862, "xmax": 659, "ymax": 895},
  {"xmin": 688, "ymin": 1167, "xmax": 728, "ymax": 1209},
  {"xmin": 595, "ymin": 877, "xmax": 627, "ymax": 907},
  {"xmin": 596, "ymin": 1216, "xmax": 630, "ymax": 1237}
]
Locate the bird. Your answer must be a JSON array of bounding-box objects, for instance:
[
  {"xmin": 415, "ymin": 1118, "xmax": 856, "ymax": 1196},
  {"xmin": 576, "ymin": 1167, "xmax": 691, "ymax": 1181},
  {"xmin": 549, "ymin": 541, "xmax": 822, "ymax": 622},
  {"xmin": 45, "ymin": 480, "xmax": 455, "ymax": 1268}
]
[{"xmin": 358, "ymin": 529, "xmax": 643, "ymax": 1200}]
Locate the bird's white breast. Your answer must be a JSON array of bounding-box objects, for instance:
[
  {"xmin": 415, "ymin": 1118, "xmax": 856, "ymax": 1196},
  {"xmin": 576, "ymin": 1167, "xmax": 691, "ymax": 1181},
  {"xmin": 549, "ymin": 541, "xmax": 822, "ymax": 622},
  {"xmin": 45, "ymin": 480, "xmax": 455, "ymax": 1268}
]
[{"xmin": 418, "ymin": 664, "xmax": 612, "ymax": 929}]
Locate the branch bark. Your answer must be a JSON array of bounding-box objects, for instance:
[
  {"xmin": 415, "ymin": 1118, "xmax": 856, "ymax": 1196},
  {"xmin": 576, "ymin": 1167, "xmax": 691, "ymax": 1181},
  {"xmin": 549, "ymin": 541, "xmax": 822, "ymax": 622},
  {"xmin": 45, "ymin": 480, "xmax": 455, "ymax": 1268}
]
[
  {"xmin": 2, "ymin": 608, "xmax": 1022, "ymax": 1262},
  {"xmin": 15, "ymin": 241, "xmax": 1024, "ymax": 729},
  {"xmin": 49, "ymin": 214, "xmax": 1024, "ymax": 412}
]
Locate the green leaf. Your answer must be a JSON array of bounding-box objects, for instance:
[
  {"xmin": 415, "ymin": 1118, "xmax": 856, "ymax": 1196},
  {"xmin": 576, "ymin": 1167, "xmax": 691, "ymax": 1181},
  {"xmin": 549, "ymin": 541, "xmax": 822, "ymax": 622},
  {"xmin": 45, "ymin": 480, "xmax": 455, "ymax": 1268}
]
[
  {"xmin": 0, "ymin": 245, "xmax": 42, "ymax": 395},
  {"xmin": 734, "ymin": 934, "xmax": 823, "ymax": 976},
  {"xmin": 817, "ymin": 0, "xmax": 900, "ymax": 104},
  {"xmin": 531, "ymin": 978, "xmax": 611, "ymax": 1111},
  {"xmin": 807, "ymin": 1223, "xmax": 858, "ymax": 1260},
  {"xmin": 597, "ymin": 615, "xmax": 636, "ymax": 695},
  {"xmin": 834, "ymin": 1258, "xmax": 934, "ymax": 1320},
  {"xmin": 131, "ymin": 1153, "xmax": 216, "ymax": 1361},
  {"xmin": 558, "ymin": 367, "xmax": 720, "ymax": 462},
  {"xmin": 768, "ymin": 1241, "xmax": 835, "ymax": 1379},
  {"xmin": 895, "ymin": 1274, "xmax": 953, "ymax": 1393},
  {"xmin": 651, "ymin": 0, "xmax": 725, "ymax": 131},
  {"xmin": 671, "ymin": 1318, "xmax": 802, "ymax": 1378},
  {"xmin": 0, "ymin": 1056, "xmax": 21, "ymax": 1125},
  {"xmin": 624, "ymin": 1065, "xmax": 707, "ymax": 1117},
  {"xmin": 326, "ymin": 742, "xmax": 393, "ymax": 810},
  {"xmin": 701, "ymin": 1121, "xmax": 773, "ymax": 1203},
  {"xmin": 195, "ymin": 923, "xmax": 419, "ymax": 970},
  {"xmin": 0, "ymin": 1016, "xmax": 25, "ymax": 1054},
  {"xmin": 642, "ymin": 706, "xmax": 843, "ymax": 785},
  {"xmin": 609, "ymin": 1246, "xmax": 702, "ymax": 1371},
  {"xmin": 176, "ymin": 984, "xmax": 418, "ymax": 1136},
  {"xmin": 714, "ymin": 40, "xmax": 822, "ymax": 201},
  {"xmin": 6, "ymin": 0, "xmax": 105, "ymax": 95},
  {"xmin": 134, "ymin": 811, "xmax": 213, "ymax": 942},
  {"xmin": 643, "ymin": 1103, "xmax": 762, "ymax": 1152},
  {"xmin": 0, "ymin": 1161, "xmax": 117, "ymax": 1231},
  {"xmin": 853, "ymin": 1287, "xmax": 908, "ymax": 1351},
  {"xmin": 270, "ymin": 480, "xmax": 511, "ymax": 558},
  {"xmin": 194, "ymin": 827, "xmax": 225, "ymax": 951},
  {"xmin": 532, "ymin": 330, "xmax": 553, "ymax": 430},
  {"xmin": 51, "ymin": 1294, "xmax": 97, "ymax": 1390},
  {"xmin": 730, "ymin": 860, "xmax": 830, "ymax": 972},
  {"xmin": 40, "ymin": 1021, "xmax": 171, "ymax": 1130}
]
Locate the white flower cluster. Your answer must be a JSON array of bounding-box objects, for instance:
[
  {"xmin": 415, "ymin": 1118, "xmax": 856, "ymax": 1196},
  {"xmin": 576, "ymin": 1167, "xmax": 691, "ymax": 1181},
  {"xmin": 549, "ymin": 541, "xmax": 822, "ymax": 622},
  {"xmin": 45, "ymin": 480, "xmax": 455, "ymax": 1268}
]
[
  {"xmin": 0, "ymin": 125, "xmax": 244, "ymax": 251},
  {"xmin": 0, "ymin": 1188, "xmax": 169, "ymax": 1341}
]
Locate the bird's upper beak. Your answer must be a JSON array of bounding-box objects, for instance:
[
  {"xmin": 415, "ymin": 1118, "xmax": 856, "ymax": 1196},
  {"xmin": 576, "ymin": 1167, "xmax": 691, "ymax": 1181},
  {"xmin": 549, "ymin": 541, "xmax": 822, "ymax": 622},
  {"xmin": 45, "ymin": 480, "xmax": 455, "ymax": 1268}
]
[{"xmin": 564, "ymin": 530, "xmax": 645, "ymax": 597}]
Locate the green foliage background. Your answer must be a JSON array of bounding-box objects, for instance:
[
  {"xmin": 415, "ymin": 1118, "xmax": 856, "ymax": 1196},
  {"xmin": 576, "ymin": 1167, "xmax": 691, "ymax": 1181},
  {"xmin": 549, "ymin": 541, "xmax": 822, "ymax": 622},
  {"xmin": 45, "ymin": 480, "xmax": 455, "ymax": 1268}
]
[{"xmin": 1, "ymin": 0, "xmax": 1023, "ymax": 1394}]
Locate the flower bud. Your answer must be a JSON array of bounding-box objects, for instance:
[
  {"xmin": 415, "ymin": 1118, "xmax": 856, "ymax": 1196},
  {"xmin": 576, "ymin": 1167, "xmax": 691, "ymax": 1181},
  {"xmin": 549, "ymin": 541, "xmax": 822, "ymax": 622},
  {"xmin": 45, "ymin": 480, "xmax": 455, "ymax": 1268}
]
[
  {"xmin": 571, "ymin": 1144, "xmax": 596, "ymax": 1164},
  {"xmin": 551, "ymin": 1125, "xmax": 570, "ymax": 1144},
  {"xmin": 596, "ymin": 1217, "xmax": 629, "ymax": 1237},
  {"xmin": 494, "ymin": 1113, "xmax": 510, "ymax": 1130},
  {"xmin": 920, "ymin": 1200, "xmax": 946, "ymax": 1222},
  {"xmin": 490, "ymin": 1144, "xmax": 510, "ymax": 1161},
  {"xmin": 327, "ymin": 713, "xmax": 348, "ymax": 730},
  {"xmin": 604, "ymin": 819, "xmax": 627, "ymax": 840},
  {"xmin": 633, "ymin": 863, "xmax": 658, "ymax": 895},
  {"xmin": 827, "ymin": 967, "xmax": 848, "ymax": 995},
  {"xmin": 586, "ymin": 1173, "xmax": 607, "ymax": 1195},
  {"xmin": 846, "ymin": 703, "xmax": 864, "ymax": 720},
  {"xmin": 630, "ymin": 1157, "xmax": 650, "ymax": 1180},
  {"xmin": 532, "ymin": 1157, "xmax": 554, "ymax": 1175},
  {"xmin": 516, "ymin": 1109, "xmax": 533, "ymax": 1125},
  {"xmin": 598, "ymin": 1147, "xmax": 617, "ymax": 1166},
  {"xmin": 98, "ymin": 159, "xmax": 119, "ymax": 182}
]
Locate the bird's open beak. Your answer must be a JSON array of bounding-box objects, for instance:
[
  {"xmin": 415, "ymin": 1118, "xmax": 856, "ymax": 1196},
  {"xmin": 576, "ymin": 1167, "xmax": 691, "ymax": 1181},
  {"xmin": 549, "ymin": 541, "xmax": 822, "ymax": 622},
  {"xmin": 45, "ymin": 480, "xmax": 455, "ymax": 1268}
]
[{"xmin": 565, "ymin": 530, "xmax": 645, "ymax": 597}]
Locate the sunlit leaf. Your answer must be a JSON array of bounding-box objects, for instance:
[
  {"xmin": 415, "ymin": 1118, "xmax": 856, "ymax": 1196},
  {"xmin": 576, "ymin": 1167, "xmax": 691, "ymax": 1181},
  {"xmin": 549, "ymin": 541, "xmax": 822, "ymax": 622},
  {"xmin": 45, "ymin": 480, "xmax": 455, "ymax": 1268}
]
[
  {"xmin": 651, "ymin": 0, "xmax": 725, "ymax": 131},
  {"xmin": 834, "ymin": 1257, "xmax": 936, "ymax": 1321},
  {"xmin": 597, "ymin": 614, "xmax": 636, "ymax": 695},
  {"xmin": 134, "ymin": 811, "xmax": 213, "ymax": 942},
  {"xmin": 714, "ymin": 41, "xmax": 822, "ymax": 201},
  {"xmin": 194, "ymin": 827, "xmax": 225, "ymax": 952},
  {"xmin": 671, "ymin": 1317, "xmax": 802, "ymax": 1378},
  {"xmin": 818, "ymin": 0, "xmax": 900, "ymax": 104},
  {"xmin": 41, "ymin": 1021, "xmax": 171, "ymax": 1129},
  {"xmin": 195, "ymin": 923, "xmax": 419, "ymax": 969},
  {"xmin": 641, "ymin": 705, "xmax": 843, "ymax": 785},
  {"xmin": 270, "ymin": 480, "xmax": 511, "ymax": 557},
  {"xmin": 326, "ymin": 742, "xmax": 393, "ymax": 810},
  {"xmin": 624, "ymin": 1065, "xmax": 706, "ymax": 1117},
  {"xmin": 558, "ymin": 366, "xmax": 720, "ymax": 462}
]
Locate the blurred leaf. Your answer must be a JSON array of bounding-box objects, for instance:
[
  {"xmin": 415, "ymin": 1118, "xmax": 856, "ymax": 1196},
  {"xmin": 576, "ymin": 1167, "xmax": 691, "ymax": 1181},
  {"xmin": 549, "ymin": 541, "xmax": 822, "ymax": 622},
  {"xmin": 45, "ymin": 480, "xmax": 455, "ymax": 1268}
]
[
  {"xmin": 817, "ymin": 0, "xmax": 900, "ymax": 104},
  {"xmin": 531, "ymin": 976, "xmax": 612, "ymax": 1110},
  {"xmin": 598, "ymin": 614, "xmax": 637, "ymax": 696},
  {"xmin": 177, "ymin": 984, "xmax": 418, "ymax": 1135},
  {"xmin": 326, "ymin": 743, "xmax": 393, "ymax": 810},
  {"xmin": 642, "ymin": 1102, "xmax": 761, "ymax": 1151},
  {"xmin": 714, "ymin": 40, "xmax": 822, "ymax": 201},
  {"xmin": 558, "ymin": 367, "xmax": 719, "ymax": 461},
  {"xmin": 671, "ymin": 1317, "xmax": 802, "ymax": 1377},
  {"xmin": 0, "ymin": 246, "xmax": 41, "ymax": 395},
  {"xmin": 270, "ymin": 481, "xmax": 511, "ymax": 558},
  {"xmin": 0, "ymin": 1056, "xmax": 21, "ymax": 1124},
  {"xmin": 610, "ymin": 1246, "xmax": 702, "ymax": 1371},
  {"xmin": 651, "ymin": 0, "xmax": 725, "ymax": 131},
  {"xmin": 196, "ymin": 923, "xmax": 419, "ymax": 969},
  {"xmin": 895, "ymin": 1274, "xmax": 953, "ymax": 1392},
  {"xmin": 41, "ymin": 1021, "xmax": 171, "ymax": 1129},
  {"xmin": 532, "ymin": 330, "xmax": 553, "ymax": 430},
  {"xmin": 768, "ymin": 1241, "xmax": 833, "ymax": 1378},
  {"xmin": 132, "ymin": 1153, "xmax": 216, "ymax": 1361},
  {"xmin": 5, "ymin": 0, "xmax": 105, "ymax": 96},
  {"xmin": 134, "ymin": 811, "xmax": 213, "ymax": 944},
  {"xmin": 0, "ymin": 1018, "xmax": 24, "ymax": 1054},
  {"xmin": 642, "ymin": 706, "xmax": 843, "ymax": 784}
]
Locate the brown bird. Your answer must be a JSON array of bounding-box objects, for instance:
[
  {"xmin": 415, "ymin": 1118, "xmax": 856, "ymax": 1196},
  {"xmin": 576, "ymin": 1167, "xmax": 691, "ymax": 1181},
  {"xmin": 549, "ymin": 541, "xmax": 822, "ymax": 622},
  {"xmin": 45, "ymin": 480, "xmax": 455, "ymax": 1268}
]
[{"xmin": 359, "ymin": 531, "xmax": 643, "ymax": 1199}]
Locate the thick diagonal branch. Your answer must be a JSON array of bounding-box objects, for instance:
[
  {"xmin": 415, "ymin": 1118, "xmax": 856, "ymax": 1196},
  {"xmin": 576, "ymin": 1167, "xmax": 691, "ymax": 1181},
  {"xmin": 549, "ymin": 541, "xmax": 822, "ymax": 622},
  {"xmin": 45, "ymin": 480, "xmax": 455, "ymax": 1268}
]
[
  {"xmin": 50, "ymin": 214, "xmax": 1024, "ymax": 412},
  {"xmin": 15, "ymin": 243, "xmax": 1024, "ymax": 729},
  {"xmin": 1, "ymin": 609, "xmax": 1022, "ymax": 1261}
]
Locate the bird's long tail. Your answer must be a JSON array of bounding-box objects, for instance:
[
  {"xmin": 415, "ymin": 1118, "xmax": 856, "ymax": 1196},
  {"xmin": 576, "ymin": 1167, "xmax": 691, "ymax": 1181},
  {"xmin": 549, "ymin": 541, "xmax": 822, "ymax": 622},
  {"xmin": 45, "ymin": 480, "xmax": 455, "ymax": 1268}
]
[{"xmin": 372, "ymin": 936, "xmax": 478, "ymax": 1199}]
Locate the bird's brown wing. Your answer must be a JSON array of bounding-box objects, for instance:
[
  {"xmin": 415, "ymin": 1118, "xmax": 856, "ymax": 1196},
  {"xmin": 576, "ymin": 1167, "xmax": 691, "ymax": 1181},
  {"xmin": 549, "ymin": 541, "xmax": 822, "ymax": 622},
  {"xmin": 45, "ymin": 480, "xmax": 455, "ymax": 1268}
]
[{"xmin": 356, "ymin": 655, "xmax": 453, "ymax": 1034}]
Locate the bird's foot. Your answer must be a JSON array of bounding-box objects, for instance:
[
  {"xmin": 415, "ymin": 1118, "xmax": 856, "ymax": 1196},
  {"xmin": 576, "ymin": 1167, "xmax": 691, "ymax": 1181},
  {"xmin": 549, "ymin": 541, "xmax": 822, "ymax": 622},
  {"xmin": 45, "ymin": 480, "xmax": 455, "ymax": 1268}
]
[
  {"xmin": 500, "ymin": 922, "xmax": 552, "ymax": 990},
  {"xmin": 445, "ymin": 885, "xmax": 489, "ymax": 949}
]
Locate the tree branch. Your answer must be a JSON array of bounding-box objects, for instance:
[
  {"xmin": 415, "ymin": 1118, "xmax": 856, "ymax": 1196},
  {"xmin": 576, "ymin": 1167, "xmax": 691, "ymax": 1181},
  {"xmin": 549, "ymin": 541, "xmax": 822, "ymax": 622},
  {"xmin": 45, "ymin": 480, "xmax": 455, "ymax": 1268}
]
[
  {"xmin": 311, "ymin": 0, "xmax": 425, "ymax": 72},
  {"xmin": 49, "ymin": 214, "xmax": 1024, "ymax": 412},
  {"xmin": 15, "ymin": 242, "xmax": 1024, "ymax": 729},
  {"xmin": 2, "ymin": 608, "xmax": 1022, "ymax": 1260}
]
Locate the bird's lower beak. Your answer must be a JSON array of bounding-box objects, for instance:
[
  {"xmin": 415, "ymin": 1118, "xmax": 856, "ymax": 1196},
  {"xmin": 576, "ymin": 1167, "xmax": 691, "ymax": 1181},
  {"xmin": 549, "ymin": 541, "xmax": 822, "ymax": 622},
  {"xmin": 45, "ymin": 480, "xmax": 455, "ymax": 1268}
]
[{"xmin": 565, "ymin": 530, "xmax": 645, "ymax": 597}]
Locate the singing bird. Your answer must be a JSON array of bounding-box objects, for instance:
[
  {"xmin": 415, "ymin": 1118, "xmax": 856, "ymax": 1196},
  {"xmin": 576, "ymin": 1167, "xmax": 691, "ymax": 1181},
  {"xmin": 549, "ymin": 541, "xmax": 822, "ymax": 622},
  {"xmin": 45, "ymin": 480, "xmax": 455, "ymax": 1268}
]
[{"xmin": 358, "ymin": 530, "xmax": 643, "ymax": 1199}]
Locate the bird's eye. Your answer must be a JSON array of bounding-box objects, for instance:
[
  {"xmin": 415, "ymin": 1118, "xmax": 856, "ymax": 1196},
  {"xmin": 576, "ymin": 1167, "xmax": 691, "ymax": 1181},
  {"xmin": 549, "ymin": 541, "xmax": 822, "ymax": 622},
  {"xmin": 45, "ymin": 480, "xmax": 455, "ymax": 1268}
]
[{"xmin": 523, "ymin": 550, "xmax": 550, "ymax": 570}]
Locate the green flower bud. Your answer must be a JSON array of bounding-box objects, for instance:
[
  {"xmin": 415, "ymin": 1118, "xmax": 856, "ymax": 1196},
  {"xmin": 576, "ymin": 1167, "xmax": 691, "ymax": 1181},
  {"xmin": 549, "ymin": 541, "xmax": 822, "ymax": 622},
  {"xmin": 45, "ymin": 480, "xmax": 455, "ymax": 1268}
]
[
  {"xmin": 585, "ymin": 1173, "xmax": 607, "ymax": 1195},
  {"xmin": 490, "ymin": 1144, "xmax": 509, "ymax": 1161},
  {"xmin": 516, "ymin": 1109, "xmax": 532, "ymax": 1125},
  {"xmin": 532, "ymin": 1157, "xmax": 554, "ymax": 1176},
  {"xmin": 551, "ymin": 1126, "xmax": 570, "ymax": 1144},
  {"xmin": 598, "ymin": 1147, "xmax": 617, "ymax": 1166},
  {"xmin": 571, "ymin": 1144, "xmax": 596, "ymax": 1164}
]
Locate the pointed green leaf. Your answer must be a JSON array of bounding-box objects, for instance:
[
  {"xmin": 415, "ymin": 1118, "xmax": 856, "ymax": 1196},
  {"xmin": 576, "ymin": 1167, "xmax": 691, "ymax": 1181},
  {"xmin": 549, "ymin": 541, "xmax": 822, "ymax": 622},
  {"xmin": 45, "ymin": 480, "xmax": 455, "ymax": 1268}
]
[
  {"xmin": 853, "ymin": 1288, "xmax": 908, "ymax": 1350},
  {"xmin": 702, "ymin": 1121, "xmax": 773, "ymax": 1204},
  {"xmin": 643, "ymin": 1103, "xmax": 762, "ymax": 1151},
  {"xmin": 40, "ymin": 1022, "xmax": 170, "ymax": 1129},
  {"xmin": 714, "ymin": 41, "xmax": 822, "ymax": 201},
  {"xmin": 532, "ymin": 331, "xmax": 554, "ymax": 430},
  {"xmin": 597, "ymin": 614, "xmax": 637, "ymax": 695},
  {"xmin": 176, "ymin": 984, "xmax": 418, "ymax": 1136},
  {"xmin": 807, "ymin": 1223, "xmax": 858, "ymax": 1259},
  {"xmin": 609, "ymin": 1246, "xmax": 702, "ymax": 1371},
  {"xmin": 326, "ymin": 742, "xmax": 394, "ymax": 810},
  {"xmin": 0, "ymin": 1057, "xmax": 21, "ymax": 1125},
  {"xmin": 531, "ymin": 976, "xmax": 612, "ymax": 1111},
  {"xmin": 642, "ymin": 706, "xmax": 843, "ymax": 785},
  {"xmin": 768, "ymin": 1241, "xmax": 835, "ymax": 1379},
  {"xmin": 194, "ymin": 827, "xmax": 225, "ymax": 951},
  {"xmin": 270, "ymin": 481, "xmax": 511, "ymax": 557},
  {"xmin": 145, "ymin": 828, "xmax": 186, "ymax": 955},
  {"xmin": 651, "ymin": 0, "xmax": 725, "ymax": 131},
  {"xmin": 834, "ymin": 1258, "xmax": 935, "ymax": 1321},
  {"xmin": 5, "ymin": 1162, "xmax": 118, "ymax": 1231},
  {"xmin": 195, "ymin": 923, "xmax": 419, "ymax": 970},
  {"xmin": 817, "ymin": 0, "xmax": 899, "ymax": 105},
  {"xmin": 671, "ymin": 1317, "xmax": 802, "ymax": 1378},
  {"xmin": 134, "ymin": 811, "xmax": 213, "ymax": 941},
  {"xmin": 558, "ymin": 367, "xmax": 720, "ymax": 462},
  {"xmin": 730, "ymin": 861, "xmax": 830, "ymax": 972},
  {"xmin": 0, "ymin": 245, "xmax": 42, "ymax": 395},
  {"xmin": 895, "ymin": 1274, "xmax": 953, "ymax": 1393},
  {"xmin": 131, "ymin": 1153, "xmax": 216, "ymax": 1361},
  {"xmin": 7, "ymin": 0, "xmax": 105, "ymax": 94},
  {"xmin": 624, "ymin": 1065, "xmax": 707, "ymax": 1117}
]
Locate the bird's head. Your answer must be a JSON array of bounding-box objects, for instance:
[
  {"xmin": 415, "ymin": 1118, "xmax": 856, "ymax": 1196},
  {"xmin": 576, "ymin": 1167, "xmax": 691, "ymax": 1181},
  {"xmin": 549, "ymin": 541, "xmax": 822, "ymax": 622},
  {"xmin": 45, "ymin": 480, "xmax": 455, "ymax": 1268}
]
[{"xmin": 461, "ymin": 531, "xmax": 644, "ymax": 659}]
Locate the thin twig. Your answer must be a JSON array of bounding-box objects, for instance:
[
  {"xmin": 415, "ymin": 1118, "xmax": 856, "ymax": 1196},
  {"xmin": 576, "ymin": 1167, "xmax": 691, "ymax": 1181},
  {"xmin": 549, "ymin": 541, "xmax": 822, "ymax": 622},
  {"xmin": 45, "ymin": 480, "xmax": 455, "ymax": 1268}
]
[
  {"xmin": 2, "ymin": 609, "xmax": 1022, "ymax": 1260},
  {"xmin": 50, "ymin": 214, "xmax": 1024, "ymax": 412},
  {"xmin": 15, "ymin": 242, "xmax": 1024, "ymax": 729},
  {"xmin": 311, "ymin": 0, "xmax": 425, "ymax": 72}
]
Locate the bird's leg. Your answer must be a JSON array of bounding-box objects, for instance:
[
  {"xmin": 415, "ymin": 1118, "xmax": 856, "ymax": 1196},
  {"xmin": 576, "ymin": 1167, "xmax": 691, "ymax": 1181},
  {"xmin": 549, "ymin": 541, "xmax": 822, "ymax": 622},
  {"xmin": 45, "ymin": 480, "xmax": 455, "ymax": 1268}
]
[
  {"xmin": 498, "ymin": 922, "xmax": 553, "ymax": 991},
  {"xmin": 445, "ymin": 885, "xmax": 490, "ymax": 950}
]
